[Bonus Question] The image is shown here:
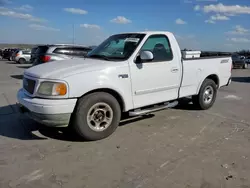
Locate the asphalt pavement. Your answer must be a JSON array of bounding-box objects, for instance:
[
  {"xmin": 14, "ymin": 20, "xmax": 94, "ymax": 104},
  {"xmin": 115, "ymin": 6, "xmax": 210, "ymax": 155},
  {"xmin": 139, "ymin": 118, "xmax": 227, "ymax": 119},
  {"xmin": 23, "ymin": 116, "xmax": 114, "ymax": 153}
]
[{"xmin": 0, "ymin": 59, "xmax": 250, "ymax": 188}]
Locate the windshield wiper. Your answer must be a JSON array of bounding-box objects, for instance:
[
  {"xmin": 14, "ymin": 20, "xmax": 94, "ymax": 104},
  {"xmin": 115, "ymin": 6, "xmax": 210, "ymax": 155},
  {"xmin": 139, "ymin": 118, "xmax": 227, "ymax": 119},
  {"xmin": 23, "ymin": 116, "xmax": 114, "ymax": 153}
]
[{"xmin": 88, "ymin": 54, "xmax": 110, "ymax": 61}]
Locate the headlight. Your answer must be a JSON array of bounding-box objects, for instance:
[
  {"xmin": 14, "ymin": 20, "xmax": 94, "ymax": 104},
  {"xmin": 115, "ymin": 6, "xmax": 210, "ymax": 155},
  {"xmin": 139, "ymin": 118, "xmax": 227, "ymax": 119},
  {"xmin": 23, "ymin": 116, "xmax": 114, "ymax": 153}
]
[{"xmin": 37, "ymin": 81, "xmax": 67, "ymax": 96}]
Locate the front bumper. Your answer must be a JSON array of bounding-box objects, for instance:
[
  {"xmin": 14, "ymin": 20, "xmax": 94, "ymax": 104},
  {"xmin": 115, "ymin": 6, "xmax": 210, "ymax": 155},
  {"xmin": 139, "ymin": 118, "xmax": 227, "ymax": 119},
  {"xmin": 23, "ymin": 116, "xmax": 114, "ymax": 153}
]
[
  {"xmin": 233, "ymin": 62, "xmax": 244, "ymax": 68},
  {"xmin": 17, "ymin": 89, "xmax": 77, "ymax": 127}
]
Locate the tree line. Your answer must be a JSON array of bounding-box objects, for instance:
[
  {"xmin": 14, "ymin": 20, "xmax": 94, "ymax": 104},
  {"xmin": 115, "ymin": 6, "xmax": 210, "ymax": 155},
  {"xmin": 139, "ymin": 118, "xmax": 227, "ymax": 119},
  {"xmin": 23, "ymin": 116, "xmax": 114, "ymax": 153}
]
[{"xmin": 237, "ymin": 50, "xmax": 250, "ymax": 56}]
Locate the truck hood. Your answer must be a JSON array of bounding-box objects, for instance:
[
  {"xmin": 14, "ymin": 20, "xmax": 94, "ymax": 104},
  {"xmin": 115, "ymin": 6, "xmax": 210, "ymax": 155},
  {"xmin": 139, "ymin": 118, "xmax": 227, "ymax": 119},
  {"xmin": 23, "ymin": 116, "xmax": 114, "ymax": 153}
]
[{"xmin": 24, "ymin": 58, "xmax": 125, "ymax": 79}]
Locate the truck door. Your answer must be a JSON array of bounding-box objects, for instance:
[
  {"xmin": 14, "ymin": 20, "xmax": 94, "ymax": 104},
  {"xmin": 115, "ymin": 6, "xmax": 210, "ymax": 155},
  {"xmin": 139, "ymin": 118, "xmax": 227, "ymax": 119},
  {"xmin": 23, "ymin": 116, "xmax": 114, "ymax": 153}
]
[{"xmin": 129, "ymin": 34, "xmax": 181, "ymax": 108}]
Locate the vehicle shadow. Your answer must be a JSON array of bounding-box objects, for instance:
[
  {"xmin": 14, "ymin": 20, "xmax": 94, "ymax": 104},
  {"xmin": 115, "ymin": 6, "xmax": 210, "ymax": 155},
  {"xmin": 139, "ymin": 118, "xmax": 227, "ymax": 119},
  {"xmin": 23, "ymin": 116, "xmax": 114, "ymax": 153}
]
[
  {"xmin": 0, "ymin": 105, "xmax": 47, "ymax": 140},
  {"xmin": 17, "ymin": 65, "xmax": 32, "ymax": 69},
  {"xmin": 0, "ymin": 104, "xmax": 155, "ymax": 142},
  {"xmin": 10, "ymin": 75, "xmax": 23, "ymax": 80},
  {"xmin": 5, "ymin": 61, "xmax": 16, "ymax": 64},
  {"xmin": 174, "ymin": 98, "xmax": 200, "ymax": 111},
  {"xmin": 38, "ymin": 114, "xmax": 155, "ymax": 142},
  {"xmin": 232, "ymin": 77, "xmax": 250, "ymax": 83}
]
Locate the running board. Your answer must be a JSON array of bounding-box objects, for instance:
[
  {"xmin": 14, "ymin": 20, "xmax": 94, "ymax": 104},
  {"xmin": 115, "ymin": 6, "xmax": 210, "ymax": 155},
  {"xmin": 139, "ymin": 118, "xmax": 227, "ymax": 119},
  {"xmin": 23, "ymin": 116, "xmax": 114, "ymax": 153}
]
[{"xmin": 129, "ymin": 101, "xmax": 178, "ymax": 116}]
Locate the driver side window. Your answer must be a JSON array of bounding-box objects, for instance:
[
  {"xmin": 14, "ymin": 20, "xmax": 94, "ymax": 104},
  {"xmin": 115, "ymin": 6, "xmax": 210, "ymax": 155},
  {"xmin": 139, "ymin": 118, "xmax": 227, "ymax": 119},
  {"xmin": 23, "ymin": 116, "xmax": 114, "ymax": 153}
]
[{"xmin": 141, "ymin": 35, "xmax": 173, "ymax": 62}]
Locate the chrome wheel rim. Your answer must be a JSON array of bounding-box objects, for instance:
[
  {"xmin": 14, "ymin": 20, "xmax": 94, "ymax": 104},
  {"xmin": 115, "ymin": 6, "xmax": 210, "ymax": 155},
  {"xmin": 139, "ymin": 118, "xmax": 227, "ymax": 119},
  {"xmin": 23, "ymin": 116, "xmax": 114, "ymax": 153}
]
[
  {"xmin": 203, "ymin": 86, "xmax": 214, "ymax": 104},
  {"xmin": 87, "ymin": 102, "xmax": 113, "ymax": 132}
]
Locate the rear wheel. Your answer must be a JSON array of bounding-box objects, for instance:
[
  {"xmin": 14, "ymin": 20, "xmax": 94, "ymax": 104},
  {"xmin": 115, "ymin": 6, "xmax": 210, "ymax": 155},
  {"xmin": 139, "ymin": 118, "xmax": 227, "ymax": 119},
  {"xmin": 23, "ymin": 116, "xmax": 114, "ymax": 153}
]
[
  {"xmin": 71, "ymin": 92, "xmax": 121, "ymax": 141},
  {"xmin": 18, "ymin": 58, "xmax": 26, "ymax": 64},
  {"xmin": 192, "ymin": 79, "xmax": 217, "ymax": 110}
]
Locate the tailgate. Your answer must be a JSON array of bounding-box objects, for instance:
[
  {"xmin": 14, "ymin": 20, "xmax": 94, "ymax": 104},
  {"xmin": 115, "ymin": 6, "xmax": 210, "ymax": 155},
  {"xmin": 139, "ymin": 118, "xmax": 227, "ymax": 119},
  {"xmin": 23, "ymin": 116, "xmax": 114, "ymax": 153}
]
[{"xmin": 218, "ymin": 57, "xmax": 232, "ymax": 86}]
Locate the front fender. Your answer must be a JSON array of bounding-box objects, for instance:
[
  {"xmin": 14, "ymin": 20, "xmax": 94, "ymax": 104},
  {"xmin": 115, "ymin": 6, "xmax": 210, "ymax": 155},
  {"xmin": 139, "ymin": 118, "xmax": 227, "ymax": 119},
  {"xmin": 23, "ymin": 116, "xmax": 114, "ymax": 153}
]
[{"xmin": 65, "ymin": 68, "xmax": 134, "ymax": 111}]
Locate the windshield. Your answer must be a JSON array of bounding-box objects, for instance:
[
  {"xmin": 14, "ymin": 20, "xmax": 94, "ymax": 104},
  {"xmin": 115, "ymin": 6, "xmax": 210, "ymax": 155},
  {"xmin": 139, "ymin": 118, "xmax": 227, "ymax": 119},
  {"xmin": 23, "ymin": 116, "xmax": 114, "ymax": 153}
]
[
  {"xmin": 36, "ymin": 46, "xmax": 49, "ymax": 54},
  {"xmin": 87, "ymin": 33, "xmax": 146, "ymax": 61},
  {"xmin": 232, "ymin": 55, "xmax": 240, "ymax": 59},
  {"xmin": 31, "ymin": 47, "xmax": 38, "ymax": 54}
]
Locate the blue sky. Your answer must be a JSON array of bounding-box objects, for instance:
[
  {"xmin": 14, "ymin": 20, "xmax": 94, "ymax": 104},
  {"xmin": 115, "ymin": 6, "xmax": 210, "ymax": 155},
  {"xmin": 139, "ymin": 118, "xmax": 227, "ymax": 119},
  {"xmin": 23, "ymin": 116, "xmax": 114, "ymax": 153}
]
[{"xmin": 0, "ymin": 0, "xmax": 250, "ymax": 51}]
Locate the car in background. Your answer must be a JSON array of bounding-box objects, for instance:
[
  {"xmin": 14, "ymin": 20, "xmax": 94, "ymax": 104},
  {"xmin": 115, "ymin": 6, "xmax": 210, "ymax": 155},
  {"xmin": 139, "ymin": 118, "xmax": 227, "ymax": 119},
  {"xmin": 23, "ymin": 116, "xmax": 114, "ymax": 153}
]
[
  {"xmin": 32, "ymin": 44, "xmax": 92, "ymax": 66},
  {"xmin": 0, "ymin": 49, "xmax": 2, "ymax": 59},
  {"xmin": 11, "ymin": 49, "xmax": 21, "ymax": 61},
  {"xmin": 232, "ymin": 54, "xmax": 248, "ymax": 69},
  {"xmin": 29, "ymin": 46, "xmax": 38, "ymax": 64},
  {"xmin": 245, "ymin": 56, "xmax": 250, "ymax": 64},
  {"xmin": 14, "ymin": 50, "xmax": 31, "ymax": 64},
  {"xmin": 2, "ymin": 48, "xmax": 18, "ymax": 61},
  {"xmin": 88, "ymin": 45, "xmax": 98, "ymax": 50}
]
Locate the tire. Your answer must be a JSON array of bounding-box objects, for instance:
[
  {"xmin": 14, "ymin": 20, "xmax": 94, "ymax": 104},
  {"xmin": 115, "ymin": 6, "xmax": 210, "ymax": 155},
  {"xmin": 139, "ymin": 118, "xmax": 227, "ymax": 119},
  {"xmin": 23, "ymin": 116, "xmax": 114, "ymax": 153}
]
[
  {"xmin": 192, "ymin": 79, "xmax": 217, "ymax": 110},
  {"xmin": 243, "ymin": 63, "xmax": 248, "ymax": 69},
  {"xmin": 18, "ymin": 58, "xmax": 26, "ymax": 64},
  {"xmin": 71, "ymin": 92, "xmax": 121, "ymax": 141}
]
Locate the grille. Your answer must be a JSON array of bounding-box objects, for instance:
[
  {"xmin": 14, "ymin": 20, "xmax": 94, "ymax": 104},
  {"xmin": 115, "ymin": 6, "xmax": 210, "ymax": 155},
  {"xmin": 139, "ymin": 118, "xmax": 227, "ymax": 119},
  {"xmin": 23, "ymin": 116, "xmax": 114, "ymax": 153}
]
[
  {"xmin": 234, "ymin": 61, "xmax": 244, "ymax": 64},
  {"xmin": 23, "ymin": 78, "xmax": 36, "ymax": 94}
]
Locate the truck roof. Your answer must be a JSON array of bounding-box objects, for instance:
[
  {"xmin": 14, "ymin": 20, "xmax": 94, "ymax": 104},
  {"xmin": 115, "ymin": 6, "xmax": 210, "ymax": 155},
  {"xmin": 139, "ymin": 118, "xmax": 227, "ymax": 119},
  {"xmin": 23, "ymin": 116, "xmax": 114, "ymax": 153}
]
[{"xmin": 117, "ymin": 31, "xmax": 173, "ymax": 36}]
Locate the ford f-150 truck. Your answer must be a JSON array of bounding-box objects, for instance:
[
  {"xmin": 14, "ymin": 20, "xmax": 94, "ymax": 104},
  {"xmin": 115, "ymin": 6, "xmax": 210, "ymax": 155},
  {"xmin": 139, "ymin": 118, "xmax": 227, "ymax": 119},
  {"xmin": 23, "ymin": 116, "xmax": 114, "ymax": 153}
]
[{"xmin": 17, "ymin": 31, "xmax": 232, "ymax": 141}]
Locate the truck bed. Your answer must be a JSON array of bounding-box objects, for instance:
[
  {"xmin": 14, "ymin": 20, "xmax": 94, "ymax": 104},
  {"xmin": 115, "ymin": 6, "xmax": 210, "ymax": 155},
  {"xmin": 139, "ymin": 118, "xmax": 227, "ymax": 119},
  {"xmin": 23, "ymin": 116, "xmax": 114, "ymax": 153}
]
[
  {"xmin": 179, "ymin": 56, "xmax": 232, "ymax": 98},
  {"xmin": 181, "ymin": 50, "xmax": 232, "ymax": 59}
]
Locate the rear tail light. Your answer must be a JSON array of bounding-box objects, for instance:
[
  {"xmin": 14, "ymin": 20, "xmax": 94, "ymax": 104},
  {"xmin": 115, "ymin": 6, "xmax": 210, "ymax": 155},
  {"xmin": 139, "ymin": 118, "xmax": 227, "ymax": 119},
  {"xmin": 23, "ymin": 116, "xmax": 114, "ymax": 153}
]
[
  {"xmin": 40, "ymin": 55, "xmax": 51, "ymax": 63},
  {"xmin": 16, "ymin": 53, "xmax": 20, "ymax": 57}
]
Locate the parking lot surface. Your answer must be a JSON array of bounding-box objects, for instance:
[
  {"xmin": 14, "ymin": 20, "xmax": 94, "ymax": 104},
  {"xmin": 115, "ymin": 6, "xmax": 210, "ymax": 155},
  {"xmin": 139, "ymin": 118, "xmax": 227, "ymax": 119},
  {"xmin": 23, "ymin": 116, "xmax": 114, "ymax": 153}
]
[{"xmin": 0, "ymin": 60, "xmax": 250, "ymax": 188}]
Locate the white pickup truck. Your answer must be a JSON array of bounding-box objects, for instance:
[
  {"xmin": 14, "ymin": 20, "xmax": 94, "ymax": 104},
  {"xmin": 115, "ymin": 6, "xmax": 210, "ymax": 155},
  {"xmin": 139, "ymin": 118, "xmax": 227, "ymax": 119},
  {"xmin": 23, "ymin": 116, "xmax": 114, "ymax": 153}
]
[{"xmin": 17, "ymin": 31, "xmax": 232, "ymax": 140}]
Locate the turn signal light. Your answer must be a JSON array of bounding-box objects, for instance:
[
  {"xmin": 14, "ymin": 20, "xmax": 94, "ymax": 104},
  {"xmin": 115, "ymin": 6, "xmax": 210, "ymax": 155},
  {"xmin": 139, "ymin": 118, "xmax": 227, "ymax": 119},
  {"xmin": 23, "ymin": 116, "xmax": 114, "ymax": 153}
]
[{"xmin": 54, "ymin": 83, "xmax": 67, "ymax": 95}]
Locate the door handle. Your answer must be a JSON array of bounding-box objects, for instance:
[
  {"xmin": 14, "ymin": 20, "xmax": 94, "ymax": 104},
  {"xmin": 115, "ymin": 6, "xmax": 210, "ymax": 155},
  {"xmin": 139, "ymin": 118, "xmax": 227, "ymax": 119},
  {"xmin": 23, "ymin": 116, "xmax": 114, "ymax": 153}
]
[{"xmin": 171, "ymin": 68, "xmax": 179, "ymax": 73}]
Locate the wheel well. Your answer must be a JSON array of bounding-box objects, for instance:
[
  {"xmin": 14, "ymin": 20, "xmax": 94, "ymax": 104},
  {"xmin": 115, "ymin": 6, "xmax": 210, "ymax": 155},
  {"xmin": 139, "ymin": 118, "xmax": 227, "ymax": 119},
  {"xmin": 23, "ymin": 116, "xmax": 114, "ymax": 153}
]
[
  {"xmin": 81, "ymin": 88, "xmax": 125, "ymax": 111},
  {"xmin": 206, "ymin": 74, "xmax": 219, "ymax": 87},
  {"xmin": 19, "ymin": 58, "xmax": 25, "ymax": 61}
]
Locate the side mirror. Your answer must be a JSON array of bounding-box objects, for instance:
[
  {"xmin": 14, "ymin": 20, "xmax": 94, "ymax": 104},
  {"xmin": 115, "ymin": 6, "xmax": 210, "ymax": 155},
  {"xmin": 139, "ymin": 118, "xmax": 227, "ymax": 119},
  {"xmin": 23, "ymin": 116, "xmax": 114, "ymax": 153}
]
[{"xmin": 139, "ymin": 50, "xmax": 154, "ymax": 61}]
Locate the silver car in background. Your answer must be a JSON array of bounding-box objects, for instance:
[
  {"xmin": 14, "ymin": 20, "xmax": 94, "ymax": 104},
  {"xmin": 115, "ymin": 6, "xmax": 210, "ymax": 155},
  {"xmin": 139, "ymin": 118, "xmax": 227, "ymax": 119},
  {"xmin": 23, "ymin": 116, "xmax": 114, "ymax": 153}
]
[
  {"xmin": 32, "ymin": 44, "xmax": 92, "ymax": 66},
  {"xmin": 15, "ymin": 50, "xmax": 31, "ymax": 64}
]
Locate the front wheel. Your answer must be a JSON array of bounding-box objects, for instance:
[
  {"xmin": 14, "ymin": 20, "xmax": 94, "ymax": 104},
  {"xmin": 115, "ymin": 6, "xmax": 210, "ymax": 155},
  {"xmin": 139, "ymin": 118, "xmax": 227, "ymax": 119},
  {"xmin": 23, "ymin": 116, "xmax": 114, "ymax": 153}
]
[
  {"xmin": 71, "ymin": 92, "xmax": 121, "ymax": 141},
  {"xmin": 192, "ymin": 79, "xmax": 217, "ymax": 110},
  {"xmin": 18, "ymin": 58, "xmax": 26, "ymax": 64}
]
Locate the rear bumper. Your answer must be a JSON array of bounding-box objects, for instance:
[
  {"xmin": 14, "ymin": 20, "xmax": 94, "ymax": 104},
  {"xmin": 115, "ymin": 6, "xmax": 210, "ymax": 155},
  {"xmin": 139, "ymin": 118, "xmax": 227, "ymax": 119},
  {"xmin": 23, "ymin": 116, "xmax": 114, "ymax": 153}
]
[
  {"xmin": 17, "ymin": 89, "xmax": 77, "ymax": 127},
  {"xmin": 226, "ymin": 77, "xmax": 231, "ymax": 86}
]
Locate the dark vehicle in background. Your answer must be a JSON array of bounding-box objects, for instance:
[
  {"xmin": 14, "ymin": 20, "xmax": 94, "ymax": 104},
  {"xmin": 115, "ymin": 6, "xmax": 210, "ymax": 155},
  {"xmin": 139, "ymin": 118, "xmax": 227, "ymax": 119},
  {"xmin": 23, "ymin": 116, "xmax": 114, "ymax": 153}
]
[
  {"xmin": 29, "ymin": 46, "xmax": 38, "ymax": 64},
  {"xmin": 3, "ymin": 48, "xmax": 17, "ymax": 61},
  {"xmin": 232, "ymin": 54, "xmax": 248, "ymax": 69},
  {"xmin": 32, "ymin": 44, "xmax": 92, "ymax": 66},
  {"xmin": 245, "ymin": 56, "xmax": 250, "ymax": 64},
  {"xmin": 89, "ymin": 45, "xmax": 98, "ymax": 50},
  {"xmin": 0, "ymin": 49, "xmax": 2, "ymax": 59},
  {"xmin": 2, "ymin": 48, "xmax": 18, "ymax": 61}
]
